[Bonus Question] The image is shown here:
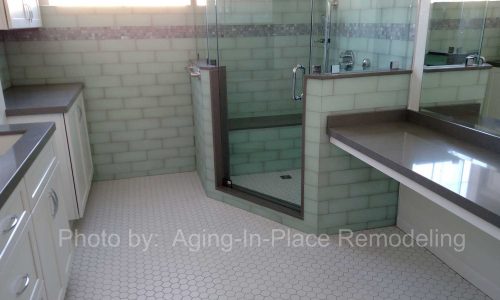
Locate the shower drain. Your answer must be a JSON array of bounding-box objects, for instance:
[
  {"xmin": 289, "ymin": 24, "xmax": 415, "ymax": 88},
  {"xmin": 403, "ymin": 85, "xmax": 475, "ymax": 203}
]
[{"xmin": 280, "ymin": 175, "xmax": 292, "ymax": 179}]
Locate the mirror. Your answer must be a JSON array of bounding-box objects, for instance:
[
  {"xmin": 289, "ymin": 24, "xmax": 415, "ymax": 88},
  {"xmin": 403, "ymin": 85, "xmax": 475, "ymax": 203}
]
[{"xmin": 419, "ymin": 0, "xmax": 500, "ymax": 136}]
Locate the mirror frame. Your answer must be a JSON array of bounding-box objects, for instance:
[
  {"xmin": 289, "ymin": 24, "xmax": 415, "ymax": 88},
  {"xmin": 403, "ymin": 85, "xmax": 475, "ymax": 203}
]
[{"xmin": 408, "ymin": 0, "xmax": 431, "ymax": 111}]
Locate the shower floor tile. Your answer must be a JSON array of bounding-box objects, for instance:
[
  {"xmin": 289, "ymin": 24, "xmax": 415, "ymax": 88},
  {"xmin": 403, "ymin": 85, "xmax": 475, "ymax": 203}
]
[
  {"xmin": 231, "ymin": 169, "xmax": 301, "ymax": 206},
  {"xmin": 65, "ymin": 172, "xmax": 490, "ymax": 300}
]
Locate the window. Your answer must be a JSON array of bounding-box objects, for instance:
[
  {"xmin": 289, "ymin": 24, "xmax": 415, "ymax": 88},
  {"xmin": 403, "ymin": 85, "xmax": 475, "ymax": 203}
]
[{"xmin": 48, "ymin": 0, "xmax": 194, "ymax": 6}]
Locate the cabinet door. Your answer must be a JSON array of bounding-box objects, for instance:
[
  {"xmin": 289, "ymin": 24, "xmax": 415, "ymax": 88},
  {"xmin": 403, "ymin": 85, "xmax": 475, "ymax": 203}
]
[
  {"xmin": 65, "ymin": 94, "xmax": 93, "ymax": 218},
  {"xmin": 0, "ymin": 223, "xmax": 40, "ymax": 300},
  {"xmin": 77, "ymin": 96, "xmax": 94, "ymax": 193},
  {"xmin": 24, "ymin": 0, "xmax": 41, "ymax": 27},
  {"xmin": 46, "ymin": 165, "xmax": 73, "ymax": 290},
  {"xmin": 3, "ymin": 0, "xmax": 29, "ymax": 28},
  {"xmin": 7, "ymin": 114, "xmax": 80, "ymax": 220},
  {"xmin": 31, "ymin": 165, "xmax": 73, "ymax": 300},
  {"xmin": 31, "ymin": 194, "xmax": 63, "ymax": 300},
  {"xmin": 3, "ymin": 0, "xmax": 41, "ymax": 29}
]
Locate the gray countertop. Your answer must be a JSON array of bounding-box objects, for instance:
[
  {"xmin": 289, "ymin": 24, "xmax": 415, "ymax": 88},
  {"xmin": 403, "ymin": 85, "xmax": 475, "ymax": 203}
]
[
  {"xmin": 328, "ymin": 110, "xmax": 500, "ymax": 227},
  {"xmin": 0, "ymin": 123, "xmax": 55, "ymax": 209},
  {"xmin": 4, "ymin": 83, "xmax": 83, "ymax": 116}
]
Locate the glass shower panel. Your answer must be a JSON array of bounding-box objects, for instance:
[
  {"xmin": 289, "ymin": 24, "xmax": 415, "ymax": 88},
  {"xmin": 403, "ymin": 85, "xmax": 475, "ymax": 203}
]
[
  {"xmin": 327, "ymin": 0, "xmax": 417, "ymax": 72},
  {"xmin": 426, "ymin": 0, "xmax": 488, "ymax": 66},
  {"xmin": 482, "ymin": 0, "xmax": 500, "ymax": 62},
  {"xmin": 310, "ymin": 0, "xmax": 332, "ymax": 73},
  {"xmin": 204, "ymin": 0, "xmax": 218, "ymax": 64},
  {"xmin": 193, "ymin": 2, "xmax": 207, "ymax": 62},
  {"xmin": 216, "ymin": 0, "xmax": 311, "ymax": 119},
  {"xmin": 215, "ymin": 0, "xmax": 313, "ymax": 209}
]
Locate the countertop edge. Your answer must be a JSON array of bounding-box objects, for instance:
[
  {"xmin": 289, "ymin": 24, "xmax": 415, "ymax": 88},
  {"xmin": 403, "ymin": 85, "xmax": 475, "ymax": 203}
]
[
  {"xmin": 423, "ymin": 63, "xmax": 492, "ymax": 73},
  {"xmin": 6, "ymin": 106, "xmax": 70, "ymax": 116},
  {"xmin": 0, "ymin": 123, "xmax": 56, "ymax": 209},
  {"xmin": 306, "ymin": 69, "xmax": 412, "ymax": 80}
]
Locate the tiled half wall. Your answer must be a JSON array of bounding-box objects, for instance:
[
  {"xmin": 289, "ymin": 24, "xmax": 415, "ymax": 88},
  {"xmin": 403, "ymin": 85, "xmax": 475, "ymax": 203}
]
[
  {"xmin": 193, "ymin": 66, "xmax": 410, "ymax": 234},
  {"xmin": 304, "ymin": 74, "xmax": 409, "ymax": 233}
]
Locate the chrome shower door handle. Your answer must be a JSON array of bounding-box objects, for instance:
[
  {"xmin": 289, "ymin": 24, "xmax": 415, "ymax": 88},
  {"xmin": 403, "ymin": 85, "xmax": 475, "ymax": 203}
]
[{"xmin": 292, "ymin": 64, "xmax": 306, "ymax": 101}]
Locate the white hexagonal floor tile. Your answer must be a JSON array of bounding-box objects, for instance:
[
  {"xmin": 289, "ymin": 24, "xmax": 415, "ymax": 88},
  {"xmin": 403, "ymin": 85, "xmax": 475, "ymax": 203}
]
[{"xmin": 65, "ymin": 172, "xmax": 491, "ymax": 300}]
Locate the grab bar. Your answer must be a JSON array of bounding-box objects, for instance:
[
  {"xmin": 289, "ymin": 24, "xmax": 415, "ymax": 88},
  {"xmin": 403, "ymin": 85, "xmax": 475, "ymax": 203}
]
[{"xmin": 292, "ymin": 64, "xmax": 306, "ymax": 101}]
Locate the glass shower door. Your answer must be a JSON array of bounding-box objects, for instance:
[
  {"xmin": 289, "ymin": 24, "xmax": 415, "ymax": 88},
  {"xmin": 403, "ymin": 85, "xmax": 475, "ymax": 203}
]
[{"xmin": 212, "ymin": 0, "xmax": 317, "ymax": 211}]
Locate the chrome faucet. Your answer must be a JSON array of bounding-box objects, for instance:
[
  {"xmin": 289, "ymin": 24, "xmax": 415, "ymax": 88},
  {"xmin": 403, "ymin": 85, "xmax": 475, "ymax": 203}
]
[
  {"xmin": 340, "ymin": 50, "xmax": 355, "ymax": 71},
  {"xmin": 465, "ymin": 54, "xmax": 486, "ymax": 66},
  {"xmin": 362, "ymin": 58, "xmax": 371, "ymax": 70}
]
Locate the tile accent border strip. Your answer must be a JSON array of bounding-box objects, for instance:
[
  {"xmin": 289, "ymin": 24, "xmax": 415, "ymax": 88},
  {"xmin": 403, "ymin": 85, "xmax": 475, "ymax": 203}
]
[
  {"xmin": 1, "ymin": 23, "xmax": 416, "ymax": 41},
  {"xmin": 430, "ymin": 17, "xmax": 500, "ymax": 30},
  {"xmin": 335, "ymin": 23, "xmax": 415, "ymax": 41},
  {"xmin": 1, "ymin": 26, "xmax": 198, "ymax": 41}
]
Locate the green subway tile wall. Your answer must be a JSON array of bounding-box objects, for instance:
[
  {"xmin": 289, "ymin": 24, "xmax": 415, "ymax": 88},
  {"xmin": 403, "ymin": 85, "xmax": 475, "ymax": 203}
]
[
  {"xmin": 421, "ymin": 69, "xmax": 490, "ymax": 107},
  {"xmin": 221, "ymin": 36, "xmax": 308, "ymax": 119},
  {"xmin": 0, "ymin": 42, "xmax": 10, "ymax": 89},
  {"xmin": 229, "ymin": 126, "xmax": 302, "ymax": 176},
  {"xmin": 304, "ymin": 74, "xmax": 410, "ymax": 233},
  {"xmin": 3, "ymin": 6, "xmax": 201, "ymax": 180}
]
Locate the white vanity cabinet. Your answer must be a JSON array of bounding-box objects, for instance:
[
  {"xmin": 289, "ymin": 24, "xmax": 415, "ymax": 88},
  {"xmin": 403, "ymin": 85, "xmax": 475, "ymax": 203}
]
[
  {"xmin": 0, "ymin": 220, "xmax": 44, "ymax": 300},
  {"xmin": 31, "ymin": 163, "xmax": 73, "ymax": 300},
  {"xmin": 0, "ymin": 184, "xmax": 43, "ymax": 300},
  {"xmin": 0, "ymin": 136, "xmax": 73, "ymax": 300},
  {"xmin": 8, "ymin": 92, "xmax": 94, "ymax": 220},
  {"xmin": 0, "ymin": 0, "xmax": 42, "ymax": 30},
  {"xmin": 65, "ymin": 95, "xmax": 93, "ymax": 216}
]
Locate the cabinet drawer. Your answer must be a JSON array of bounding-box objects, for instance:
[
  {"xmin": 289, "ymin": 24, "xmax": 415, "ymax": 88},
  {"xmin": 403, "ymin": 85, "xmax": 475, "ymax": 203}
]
[
  {"xmin": 0, "ymin": 221, "xmax": 40, "ymax": 300},
  {"xmin": 0, "ymin": 183, "xmax": 28, "ymax": 261},
  {"xmin": 24, "ymin": 139, "xmax": 57, "ymax": 210}
]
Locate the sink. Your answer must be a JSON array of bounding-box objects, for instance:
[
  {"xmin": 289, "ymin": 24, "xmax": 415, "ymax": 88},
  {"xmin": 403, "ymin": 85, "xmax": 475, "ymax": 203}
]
[{"xmin": 0, "ymin": 134, "xmax": 22, "ymax": 155}]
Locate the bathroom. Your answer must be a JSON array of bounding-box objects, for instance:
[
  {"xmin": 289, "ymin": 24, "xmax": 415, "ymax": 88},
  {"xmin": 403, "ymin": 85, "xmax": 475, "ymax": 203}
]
[{"xmin": 0, "ymin": 0, "xmax": 499, "ymax": 299}]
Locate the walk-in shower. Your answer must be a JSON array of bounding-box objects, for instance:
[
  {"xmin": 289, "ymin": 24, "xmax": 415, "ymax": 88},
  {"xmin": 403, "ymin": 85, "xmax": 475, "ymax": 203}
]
[{"xmin": 199, "ymin": 0, "xmax": 417, "ymax": 217}]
